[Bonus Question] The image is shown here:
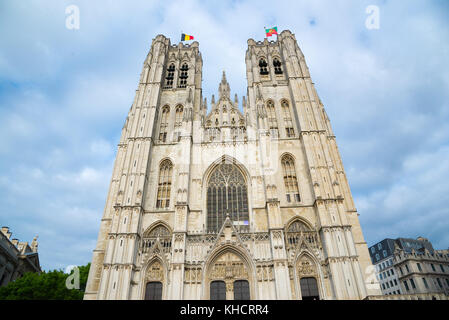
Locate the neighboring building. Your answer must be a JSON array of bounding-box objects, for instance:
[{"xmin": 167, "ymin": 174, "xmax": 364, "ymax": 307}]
[
  {"xmin": 85, "ymin": 30, "xmax": 381, "ymax": 300},
  {"xmin": 369, "ymin": 237, "xmax": 449, "ymax": 297},
  {"xmin": 0, "ymin": 227, "xmax": 41, "ymax": 287}
]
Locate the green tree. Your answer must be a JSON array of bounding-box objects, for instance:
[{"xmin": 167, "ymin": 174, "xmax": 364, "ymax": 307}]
[{"xmin": 0, "ymin": 263, "xmax": 90, "ymax": 300}]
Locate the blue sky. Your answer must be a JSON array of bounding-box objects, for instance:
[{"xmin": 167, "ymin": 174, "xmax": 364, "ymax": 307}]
[{"xmin": 0, "ymin": 0, "xmax": 448, "ymax": 271}]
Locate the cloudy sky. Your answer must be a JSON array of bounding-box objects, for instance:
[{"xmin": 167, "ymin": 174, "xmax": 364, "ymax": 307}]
[{"xmin": 1, "ymin": 0, "xmax": 448, "ymax": 271}]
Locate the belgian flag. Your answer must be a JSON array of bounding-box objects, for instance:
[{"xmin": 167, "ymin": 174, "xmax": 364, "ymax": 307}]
[{"xmin": 181, "ymin": 33, "xmax": 194, "ymax": 41}]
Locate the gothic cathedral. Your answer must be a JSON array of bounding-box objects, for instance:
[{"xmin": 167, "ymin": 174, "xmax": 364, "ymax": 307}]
[{"xmin": 84, "ymin": 30, "xmax": 381, "ymax": 300}]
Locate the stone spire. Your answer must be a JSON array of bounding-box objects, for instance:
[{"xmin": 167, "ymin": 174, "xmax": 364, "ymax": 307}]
[{"xmin": 218, "ymin": 70, "xmax": 230, "ymax": 99}]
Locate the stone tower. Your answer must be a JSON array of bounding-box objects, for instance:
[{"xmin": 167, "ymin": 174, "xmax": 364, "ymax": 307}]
[{"xmin": 84, "ymin": 30, "xmax": 381, "ymax": 300}]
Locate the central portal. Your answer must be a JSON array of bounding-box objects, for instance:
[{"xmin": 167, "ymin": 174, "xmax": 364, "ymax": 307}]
[{"xmin": 208, "ymin": 251, "xmax": 251, "ymax": 300}]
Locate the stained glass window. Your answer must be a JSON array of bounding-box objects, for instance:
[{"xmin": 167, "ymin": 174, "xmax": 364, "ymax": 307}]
[
  {"xmin": 207, "ymin": 163, "xmax": 249, "ymax": 233},
  {"xmin": 156, "ymin": 160, "xmax": 173, "ymax": 208},
  {"xmin": 282, "ymin": 155, "xmax": 300, "ymax": 203}
]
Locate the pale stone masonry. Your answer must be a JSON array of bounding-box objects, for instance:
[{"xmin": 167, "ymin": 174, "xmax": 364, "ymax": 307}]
[
  {"xmin": 0, "ymin": 227, "xmax": 40, "ymax": 287},
  {"xmin": 84, "ymin": 30, "xmax": 382, "ymax": 300}
]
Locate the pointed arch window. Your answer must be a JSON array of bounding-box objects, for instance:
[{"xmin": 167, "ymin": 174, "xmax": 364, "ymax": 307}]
[
  {"xmin": 259, "ymin": 58, "xmax": 269, "ymax": 75},
  {"xmin": 207, "ymin": 163, "xmax": 249, "ymax": 233},
  {"xmin": 159, "ymin": 106, "xmax": 170, "ymax": 142},
  {"xmin": 164, "ymin": 64, "xmax": 175, "ymax": 88},
  {"xmin": 156, "ymin": 160, "xmax": 173, "ymax": 208},
  {"xmin": 282, "ymin": 155, "xmax": 300, "ymax": 203},
  {"xmin": 175, "ymin": 105, "xmax": 183, "ymax": 127},
  {"xmin": 179, "ymin": 63, "xmax": 189, "ymax": 88},
  {"xmin": 142, "ymin": 224, "xmax": 172, "ymax": 252},
  {"xmin": 273, "ymin": 57, "xmax": 283, "ymax": 74},
  {"xmin": 282, "ymin": 100, "xmax": 295, "ymax": 137},
  {"xmin": 266, "ymin": 100, "xmax": 278, "ymax": 137}
]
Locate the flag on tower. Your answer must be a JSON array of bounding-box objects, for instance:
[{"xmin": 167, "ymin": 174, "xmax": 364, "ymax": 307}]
[
  {"xmin": 181, "ymin": 33, "xmax": 194, "ymax": 41},
  {"xmin": 265, "ymin": 26, "xmax": 278, "ymax": 37}
]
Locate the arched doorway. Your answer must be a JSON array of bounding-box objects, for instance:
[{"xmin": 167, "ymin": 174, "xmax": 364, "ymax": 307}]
[
  {"xmin": 207, "ymin": 250, "xmax": 251, "ymax": 300},
  {"xmin": 145, "ymin": 282, "xmax": 162, "ymax": 300},
  {"xmin": 206, "ymin": 163, "xmax": 249, "ymax": 233},
  {"xmin": 210, "ymin": 281, "xmax": 226, "ymax": 300},
  {"xmin": 143, "ymin": 260, "xmax": 165, "ymax": 300},
  {"xmin": 300, "ymin": 277, "xmax": 319, "ymax": 300},
  {"xmin": 296, "ymin": 254, "xmax": 321, "ymax": 300}
]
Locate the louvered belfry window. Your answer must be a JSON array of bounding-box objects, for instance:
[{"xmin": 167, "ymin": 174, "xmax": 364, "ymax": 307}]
[
  {"xmin": 156, "ymin": 160, "xmax": 173, "ymax": 208},
  {"xmin": 165, "ymin": 64, "xmax": 175, "ymax": 88},
  {"xmin": 207, "ymin": 163, "xmax": 249, "ymax": 233},
  {"xmin": 179, "ymin": 63, "xmax": 189, "ymax": 88}
]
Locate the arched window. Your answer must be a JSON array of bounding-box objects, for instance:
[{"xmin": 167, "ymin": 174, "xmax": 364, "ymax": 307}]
[
  {"xmin": 179, "ymin": 63, "xmax": 189, "ymax": 88},
  {"xmin": 273, "ymin": 57, "xmax": 283, "ymax": 74},
  {"xmin": 234, "ymin": 280, "xmax": 250, "ymax": 300},
  {"xmin": 210, "ymin": 281, "xmax": 226, "ymax": 300},
  {"xmin": 175, "ymin": 105, "xmax": 183, "ymax": 128},
  {"xmin": 266, "ymin": 100, "xmax": 278, "ymax": 137},
  {"xmin": 156, "ymin": 160, "xmax": 173, "ymax": 208},
  {"xmin": 259, "ymin": 58, "xmax": 268, "ymax": 75},
  {"xmin": 164, "ymin": 64, "xmax": 175, "ymax": 88},
  {"xmin": 282, "ymin": 100, "xmax": 295, "ymax": 137},
  {"xmin": 145, "ymin": 282, "xmax": 163, "ymax": 300},
  {"xmin": 142, "ymin": 224, "xmax": 172, "ymax": 252},
  {"xmin": 281, "ymin": 155, "xmax": 300, "ymax": 203},
  {"xmin": 159, "ymin": 106, "xmax": 170, "ymax": 142},
  {"xmin": 300, "ymin": 277, "xmax": 320, "ymax": 300},
  {"xmin": 207, "ymin": 163, "xmax": 249, "ymax": 233}
]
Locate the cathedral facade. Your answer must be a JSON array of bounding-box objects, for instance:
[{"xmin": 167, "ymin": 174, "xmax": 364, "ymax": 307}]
[{"xmin": 84, "ymin": 30, "xmax": 381, "ymax": 300}]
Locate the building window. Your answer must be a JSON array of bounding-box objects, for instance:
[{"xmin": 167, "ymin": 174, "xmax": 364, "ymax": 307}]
[
  {"xmin": 210, "ymin": 281, "xmax": 226, "ymax": 300},
  {"xmin": 259, "ymin": 58, "xmax": 269, "ymax": 75},
  {"xmin": 379, "ymin": 273, "xmax": 383, "ymax": 280},
  {"xmin": 174, "ymin": 105, "xmax": 183, "ymax": 128},
  {"xmin": 266, "ymin": 100, "xmax": 279, "ymax": 137},
  {"xmin": 273, "ymin": 57, "xmax": 283, "ymax": 74},
  {"xmin": 437, "ymin": 278, "xmax": 442, "ymax": 288},
  {"xmin": 378, "ymin": 243, "xmax": 382, "ymax": 250},
  {"xmin": 410, "ymin": 279, "xmax": 416, "ymax": 289},
  {"xmin": 178, "ymin": 63, "xmax": 189, "ymax": 88},
  {"xmin": 405, "ymin": 265, "xmax": 410, "ymax": 273},
  {"xmin": 145, "ymin": 282, "xmax": 162, "ymax": 300},
  {"xmin": 387, "ymin": 270, "xmax": 390, "ymax": 277},
  {"xmin": 382, "ymin": 283, "xmax": 385, "ymax": 290},
  {"xmin": 404, "ymin": 281, "xmax": 409, "ymax": 291},
  {"xmin": 394, "ymin": 279, "xmax": 398, "ymax": 285},
  {"xmin": 233, "ymin": 280, "xmax": 250, "ymax": 300},
  {"xmin": 300, "ymin": 277, "xmax": 320, "ymax": 300},
  {"xmin": 156, "ymin": 160, "xmax": 173, "ymax": 208},
  {"xmin": 376, "ymin": 253, "xmax": 380, "ymax": 261},
  {"xmin": 445, "ymin": 279, "xmax": 449, "ymax": 287},
  {"xmin": 206, "ymin": 163, "xmax": 249, "ymax": 233},
  {"xmin": 422, "ymin": 278, "xmax": 429, "ymax": 289},
  {"xmin": 417, "ymin": 263, "xmax": 422, "ymax": 272},
  {"xmin": 370, "ymin": 247, "xmax": 375, "ymax": 254},
  {"xmin": 164, "ymin": 64, "xmax": 175, "ymax": 88},
  {"xmin": 281, "ymin": 155, "xmax": 301, "ymax": 203},
  {"xmin": 391, "ymin": 268, "xmax": 394, "ymax": 275},
  {"xmin": 383, "ymin": 250, "xmax": 387, "ymax": 258},
  {"xmin": 440, "ymin": 264, "xmax": 444, "ymax": 273},
  {"xmin": 399, "ymin": 267, "xmax": 403, "ymax": 276},
  {"xmin": 282, "ymin": 100, "xmax": 295, "ymax": 137},
  {"xmin": 159, "ymin": 106, "xmax": 170, "ymax": 142},
  {"xmin": 431, "ymin": 264, "xmax": 436, "ymax": 272}
]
